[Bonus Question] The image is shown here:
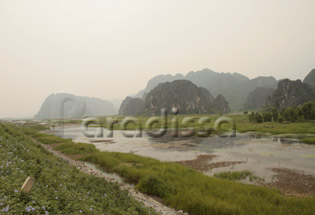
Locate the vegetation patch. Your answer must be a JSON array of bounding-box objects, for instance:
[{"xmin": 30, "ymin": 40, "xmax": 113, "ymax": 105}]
[
  {"xmin": 0, "ymin": 123, "xmax": 154, "ymax": 214},
  {"xmin": 214, "ymin": 170, "xmax": 253, "ymax": 181},
  {"xmin": 80, "ymin": 151, "xmax": 315, "ymax": 215},
  {"xmin": 14, "ymin": 123, "xmax": 315, "ymax": 215},
  {"xmin": 54, "ymin": 142, "xmax": 99, "ymax": 155},
  {"xmin": 214, "ymin": 171, "xmax": 265, "ymax": 183},
  {"xmin": 301, "ymin": 137, "xmax": 315, "ymax": 145}
]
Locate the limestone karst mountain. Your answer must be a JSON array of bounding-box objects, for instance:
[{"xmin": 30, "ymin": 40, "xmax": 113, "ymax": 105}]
[
  {"xmin": 265, "ymin": 79, "xmax": 315, "ymax": 109},
  {"xmin": 142, "ymin": 80, "xmax": 230, "ymax": 115},
  {"xmin": 303, "ymin": 69, "xmax": 315, "ymax": 88},
  {"xmin": 34, "ymin": 93, "xmax": 117, "ymax": 119},
  {"xmin": 119, "ymin": 97, "xmax": 144, "ymax": 116},
  {"xmin": 135, "ymin": 68, "xmax": 277, "ymax": 110},
  {"xmin": 244, "ymin": 87, "xmax": 275, "ymax": 110}
]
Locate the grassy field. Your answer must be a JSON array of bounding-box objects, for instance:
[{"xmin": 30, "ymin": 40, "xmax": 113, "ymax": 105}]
[
  {"xmin": 52, "ymin": 113, "xmax": 315, "ymax": 136},
  {"xmin": 0, "ymin": 123, "xmax": 155, "ymax": 214},
  {"xmin": 227, "ymin": 114, "xmax": 315, "ymax": 135},
  {"xmin": 13, "ymin": 123, "xmax": 315, "ymax": 215},
  {"xmin": 85, "ymin": 114, "xmax": 315, "ymax": 136}
]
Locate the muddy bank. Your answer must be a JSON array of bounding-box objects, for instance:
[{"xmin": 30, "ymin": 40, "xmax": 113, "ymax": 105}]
[
  {"xmin": 176, "ymin": 155, "xmax": 315, "ymax": 197},
  {"xmin": 269, "ymin": 168, "xmax": 315, "ymax": 197},
  {"xmin": 50, "ymin": 126, "xmax": 315, "ymax": 197}
]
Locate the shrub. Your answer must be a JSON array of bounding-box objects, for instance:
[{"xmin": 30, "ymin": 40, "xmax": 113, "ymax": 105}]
[
  {"xmin": 255, "ymin": 113, "xmax": 263, "ymax": 123},
  {"xmin": 262, "ymin": 112, "xmax": 272, "ymax": 122},
  {"xmin": 248, "ymin": 112, "xmax": 256, "ymax": 123}
]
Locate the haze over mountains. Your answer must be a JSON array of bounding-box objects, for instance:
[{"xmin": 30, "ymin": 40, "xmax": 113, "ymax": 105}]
[
  {"xmin": 34, "ymin": 68, "xmax": 315, "ymax": 119},
  {"xmin": 35, "ymin": 93, "xmax": 116, "ymax": 119},
  {"xmin": 136, "ymin": 68, "xmax": 277, "ymax": 110},
  {"xmin": 120, "ymin": 80, "xmax": 230, "ymax": 116}
]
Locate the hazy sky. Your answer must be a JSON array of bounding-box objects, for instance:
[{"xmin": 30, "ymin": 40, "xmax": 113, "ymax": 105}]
[{"xmin": 1, "ymin": 0, "xmax": 315, "ymax": 118}]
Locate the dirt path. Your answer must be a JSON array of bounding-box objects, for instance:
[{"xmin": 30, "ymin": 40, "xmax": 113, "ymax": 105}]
[{"xmin": 39, "ymin": 143, "xmax": 188, "ymax": 215}]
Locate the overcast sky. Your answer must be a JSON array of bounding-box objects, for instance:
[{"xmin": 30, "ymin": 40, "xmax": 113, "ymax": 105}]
[{"xmin": 1, "ymin": 0, "xmax": 315, "ymax": 118}]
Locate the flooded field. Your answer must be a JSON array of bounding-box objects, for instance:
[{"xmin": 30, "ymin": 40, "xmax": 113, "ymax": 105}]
[{"xmin": 50, "ymin": 125, "xmax": 315, "ymax": 195}]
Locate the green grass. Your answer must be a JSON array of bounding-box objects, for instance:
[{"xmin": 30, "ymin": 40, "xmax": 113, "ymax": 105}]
[
  {"xmin": 16, "ymin": 123, "xmax": 315, "ymax": 215},
  {"xmin": 301, "ymin": 137, "xmax": 315, "ymax": 145},
  {"xmin": 80, "ymin": 151, "xmax": 315, "ymax": 215},
  {"xmin": 214, "ymin": 171, "xmax": 254, "ymax": 181},
  {"xmin": 214, "ymin": 171, "xmax": 265, "ymax": 183},
  {"xmin": 54, "ymin": 142, "xmax": 99, "ymax": 155},
  {"xmin": 227, "ymin": 114, "xmax": 315, "ymax": 135},
  {"xmin": 93, "ymin": 114, "xmax": 315, "ymax": 135},
  {"xmin": 0, "ymin": 123, "xmax": 155, "ymax": 214}
]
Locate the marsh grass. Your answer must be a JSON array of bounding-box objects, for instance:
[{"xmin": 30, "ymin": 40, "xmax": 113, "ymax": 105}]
[
  {"xmin": 214, "ymin": 170, "xmax": 254, "ymax": 181},
  {"xmin": 16, "ymin": 123, "xmax": 315, "ymax": 215},
  {"xmin": 54, "ymin": 142, "xmax": 98, "ymax": 154},
  {"xmin": 301, "ymin": 137, "xmax": 315, "ymax": 145},
  {"xmin": 95, "ymin": 114, "xmax": 315, "ymax": 135},
  {"xmin": 80, "ymin": 151, "xmax": 315, "ymax": 215},
  {"xmin": 214, "ymin": 171, "xmax": 265, "ymax": 183}
]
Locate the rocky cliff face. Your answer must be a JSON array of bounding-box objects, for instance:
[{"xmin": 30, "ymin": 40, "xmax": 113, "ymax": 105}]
[
  {"xmin": 244, "ymin": 87, "xmax": 275, "ymax": 110},
  {"xmin": 265, "ymin": 79, "xmax": 315, "ymax": 109},
  {"xmin": 303, "ymin": 69, "xmax": 315, "ymax": 88},
  {"xmin": 118, "ymin": 97, "xmax": 144, "ymax": 116},
  {"xmin": 136, "ymin": 68, "xmax": 277, "ymax": 110},
  {"xmin": 210, "ymin": 94, "xmax": 230, "ymax": 113},
  {"xmin": 34, "ymin": 93, "xmax": 116, "ymax": 119},
  {"xmin": 143, "ymin": 80, "xmax": 229, "ymax": 115},
  {"xmin": 118, "ymin": 97, "xmax": 132, "ymax": 115}
]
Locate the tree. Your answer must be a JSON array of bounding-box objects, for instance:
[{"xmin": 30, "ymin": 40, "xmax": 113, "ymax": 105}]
[
  {"xmin": 248, "ymin": 112, "xmax": 256, "ymax": 123},
  {"xmin": 262, "ymin": 112, "xmax": 272, "ymax": 122},
  {"xmin": 278, "ymin": 115, "xmax": 284, "ymax": 123},
  {"xmin": 271, "ymin": 107, "xmax": 278, "ymax": 122},
  {"xmin": 255, "ymin": 113, "xmax": 263, "ymax": 123},
  {"xmin": 302, "ymin": 102, "xmax": 315, "ymax": 120}
]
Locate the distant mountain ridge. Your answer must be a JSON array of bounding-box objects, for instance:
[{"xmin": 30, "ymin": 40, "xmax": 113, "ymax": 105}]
[
  {"xmin": 119, "ymin": 97, "xmax": 144, "ymax": 116},
  {"xmin": 136, "ymin": 68, "xmax": 277, "ymax": 110},
  {"xmin": 303, "ymin": 69, "xmax": 315, "ymax": 88},
  {"xmin": 265, "ymin": 79, "xmax": 315, "ymax": 109},
  {"xmin": 143, "ymin": 80, "xmax": 230, "ymax": 115},
  {"xmin": 244, "ymin": 87, "xmax": 275, "ymax": 110},
  {"xmin": 35, "ymin": 93, "xmax": 117, "ymax": 119}
]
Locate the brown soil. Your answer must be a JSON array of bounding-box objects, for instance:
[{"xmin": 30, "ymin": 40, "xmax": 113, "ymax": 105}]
[{"xmin": 269, "ymin": 168, "xmax": 315, "ymax": 197}]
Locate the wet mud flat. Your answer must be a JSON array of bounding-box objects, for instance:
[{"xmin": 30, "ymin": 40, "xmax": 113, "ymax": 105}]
[{"xmin": 52, "ymin": 126, "xmax": 315, "ymax": 196}]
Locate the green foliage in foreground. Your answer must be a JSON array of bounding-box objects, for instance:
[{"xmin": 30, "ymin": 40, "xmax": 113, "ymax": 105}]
[
  {"xmin": 0, "ymin": 123, "xmax": 154, "ymax": 215},
  {"xmin": 301, "ymin": 137, "xmax": 315, "ymax": 145},
  {"xmin": 16, "ymin": 126, "xmax": 72, "ymax": 144},
  {"xmin": 80, "ymin": 151, "xmax": 315, "ymax": 215},
  {"xmin": 54, "ymin": 142, "xmax": 99, "ymax": 155}
]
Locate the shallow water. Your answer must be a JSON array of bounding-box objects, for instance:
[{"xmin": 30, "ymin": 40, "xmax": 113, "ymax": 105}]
[{"xmin": 51, "ymin": 125, "xmax": 315, "ymax": 182}]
